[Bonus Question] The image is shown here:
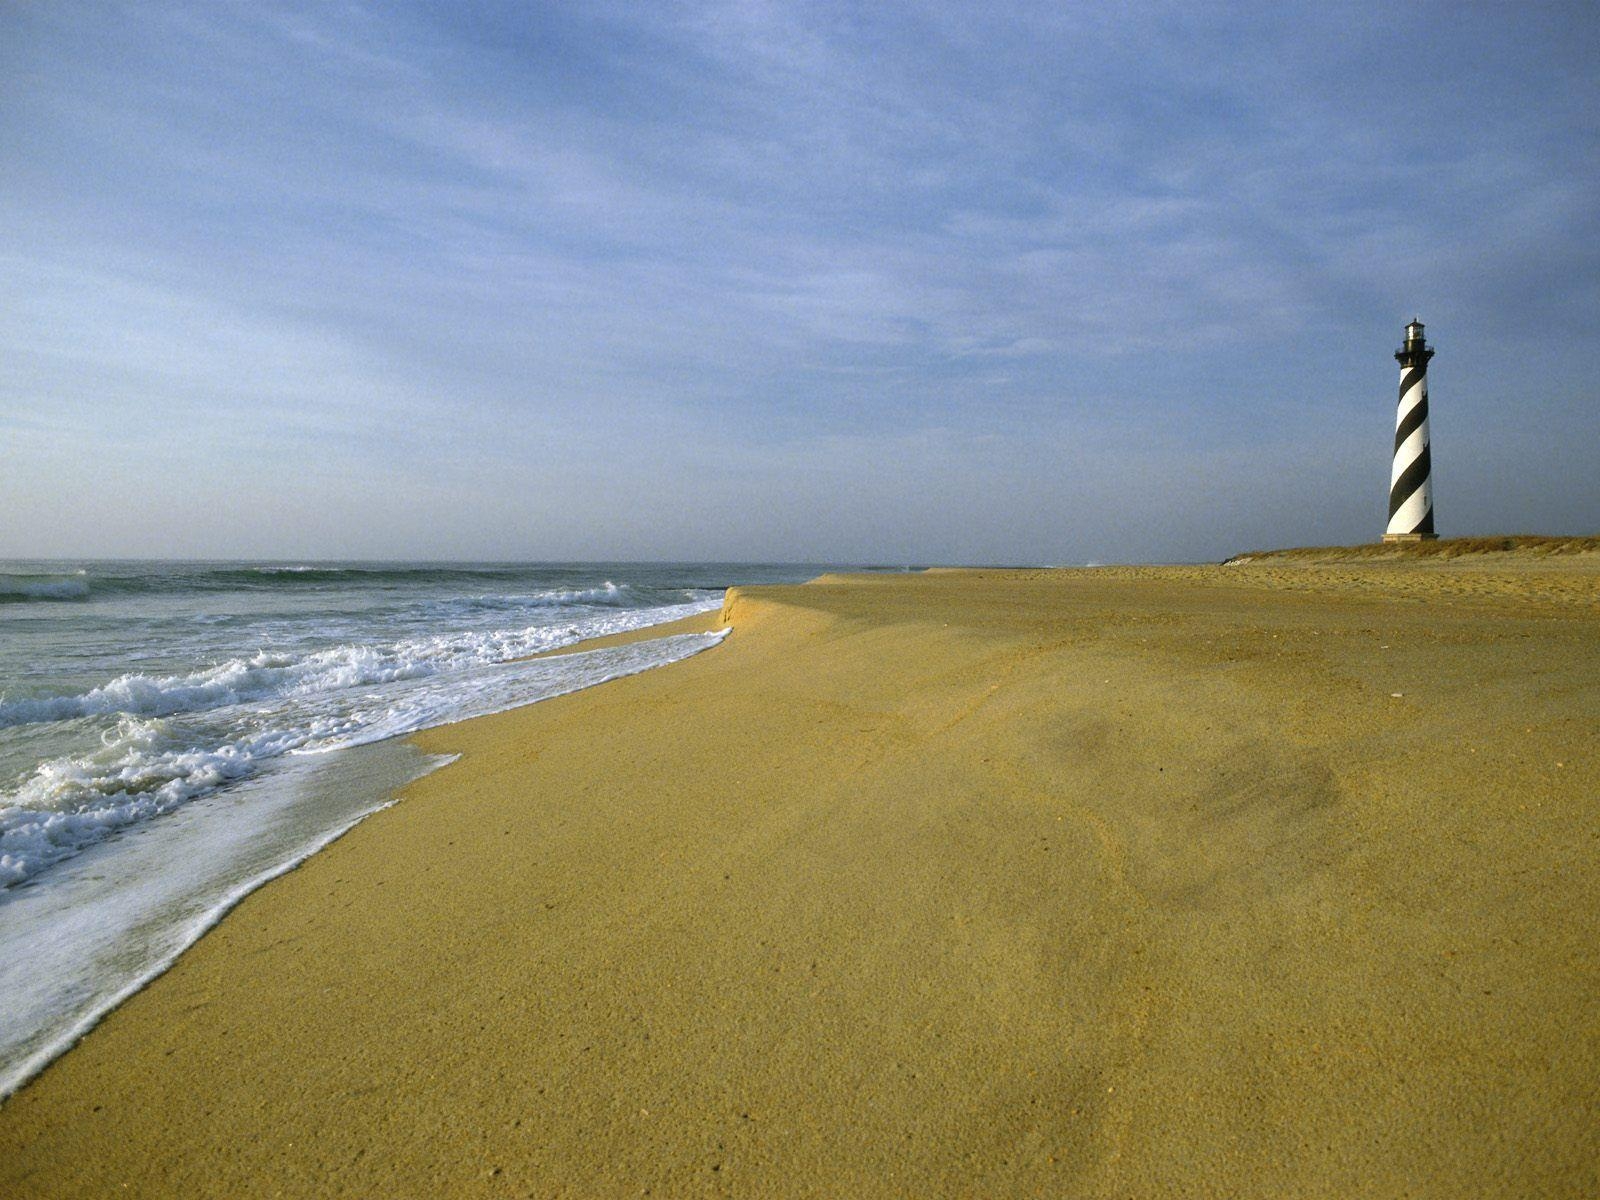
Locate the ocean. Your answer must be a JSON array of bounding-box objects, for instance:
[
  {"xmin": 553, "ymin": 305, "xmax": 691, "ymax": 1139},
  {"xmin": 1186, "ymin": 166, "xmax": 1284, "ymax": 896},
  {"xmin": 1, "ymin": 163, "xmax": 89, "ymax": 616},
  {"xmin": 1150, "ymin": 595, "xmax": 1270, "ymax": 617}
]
[{"xmin": 0, "ymin": 560, "xmax": 829, "ymax": 1099}]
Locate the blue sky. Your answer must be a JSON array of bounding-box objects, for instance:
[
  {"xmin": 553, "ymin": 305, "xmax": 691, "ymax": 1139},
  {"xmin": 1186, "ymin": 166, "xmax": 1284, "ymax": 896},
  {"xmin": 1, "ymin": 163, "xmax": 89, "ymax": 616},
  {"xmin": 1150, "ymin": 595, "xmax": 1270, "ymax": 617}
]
[{"xmin": 3, "ymin": 1, "xmax": 1596, "ymax": 562}]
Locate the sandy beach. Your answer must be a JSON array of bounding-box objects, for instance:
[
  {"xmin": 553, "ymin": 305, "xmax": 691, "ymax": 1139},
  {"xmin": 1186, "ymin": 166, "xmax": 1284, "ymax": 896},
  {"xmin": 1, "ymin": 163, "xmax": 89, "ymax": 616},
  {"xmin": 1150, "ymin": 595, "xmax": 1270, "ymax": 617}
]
[{"xmin": 3, "ymin": 555, "xmax": 1597, "ymax": 1197}]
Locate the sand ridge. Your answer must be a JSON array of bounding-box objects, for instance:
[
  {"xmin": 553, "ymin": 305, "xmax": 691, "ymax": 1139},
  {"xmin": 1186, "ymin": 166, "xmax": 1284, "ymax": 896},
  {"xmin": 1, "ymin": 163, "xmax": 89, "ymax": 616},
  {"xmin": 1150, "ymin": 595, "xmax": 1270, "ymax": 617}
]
[{"xmin": 2, "ymin": 561, "xmax": 1596, "ymax": 1196}]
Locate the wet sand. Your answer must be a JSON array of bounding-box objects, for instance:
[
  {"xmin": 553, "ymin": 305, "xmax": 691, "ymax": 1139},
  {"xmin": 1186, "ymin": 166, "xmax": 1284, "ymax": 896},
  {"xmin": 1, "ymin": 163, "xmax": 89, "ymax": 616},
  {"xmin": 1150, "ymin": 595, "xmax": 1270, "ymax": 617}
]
[{"xmin": 3, "ymin": 559, "xmax": 1597, "ymax": 1196}]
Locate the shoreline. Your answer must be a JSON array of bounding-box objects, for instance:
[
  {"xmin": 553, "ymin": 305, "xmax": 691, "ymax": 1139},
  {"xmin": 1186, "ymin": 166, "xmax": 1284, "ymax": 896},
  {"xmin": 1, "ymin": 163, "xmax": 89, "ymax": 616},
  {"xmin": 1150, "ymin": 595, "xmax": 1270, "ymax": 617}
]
[
  {"xmin": 517, "ymin": 607, "xmax": 728, "ymax": 659},
  {"xmin": 0, "ymin": 602, "xmax": 732, "ymax": 1107},
  {"xmin": 0, "ymin": 739, "xmax": 441, "ymax": 1103},
  {"xmin": 3, "ymin": 560, "xmax": 1597, "ymax": 1195}
]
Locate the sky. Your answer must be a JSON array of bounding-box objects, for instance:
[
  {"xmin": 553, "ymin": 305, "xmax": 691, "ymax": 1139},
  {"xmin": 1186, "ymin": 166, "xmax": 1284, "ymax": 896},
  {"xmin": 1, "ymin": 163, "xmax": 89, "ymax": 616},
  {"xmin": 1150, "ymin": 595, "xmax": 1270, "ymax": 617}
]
[{"xmin": 2, "ymin": 1, "xmax": 1596, "ymax": 563}]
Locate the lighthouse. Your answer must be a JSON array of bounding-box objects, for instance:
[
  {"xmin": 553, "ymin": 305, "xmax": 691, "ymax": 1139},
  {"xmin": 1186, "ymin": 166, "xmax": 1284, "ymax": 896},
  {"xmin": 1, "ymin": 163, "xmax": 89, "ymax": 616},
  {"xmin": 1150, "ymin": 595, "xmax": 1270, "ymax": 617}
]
[{"xmin": 1384, "ymin": 318, "xmax": 1437, "ymax": 541}]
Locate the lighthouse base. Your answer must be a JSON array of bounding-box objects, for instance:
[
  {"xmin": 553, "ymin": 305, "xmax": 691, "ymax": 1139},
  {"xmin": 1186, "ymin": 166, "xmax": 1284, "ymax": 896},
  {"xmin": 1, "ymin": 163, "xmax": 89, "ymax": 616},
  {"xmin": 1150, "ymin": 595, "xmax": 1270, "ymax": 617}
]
[{"xmin": 1382, "ymin": 532, "xmax": 1439, "ymax": 543}]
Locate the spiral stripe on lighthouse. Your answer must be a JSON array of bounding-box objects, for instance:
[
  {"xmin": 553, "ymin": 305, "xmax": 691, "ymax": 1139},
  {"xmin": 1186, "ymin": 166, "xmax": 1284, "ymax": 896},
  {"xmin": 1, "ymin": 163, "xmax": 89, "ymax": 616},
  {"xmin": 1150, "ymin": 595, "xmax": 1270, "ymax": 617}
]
[
  {"xmin": 1386, "ymin": 366, "xmax": 1433, "ymax": 536},
  {"xmin": 1392, "ymin": 368, "xmax": 1429, "ymax": 448}
]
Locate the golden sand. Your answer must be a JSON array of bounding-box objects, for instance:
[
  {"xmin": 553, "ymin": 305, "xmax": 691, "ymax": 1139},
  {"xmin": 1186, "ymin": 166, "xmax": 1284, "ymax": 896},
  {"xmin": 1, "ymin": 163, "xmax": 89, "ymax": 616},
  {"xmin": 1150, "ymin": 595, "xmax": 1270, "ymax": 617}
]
[{"xmin": 2, "ymin": 560, "xmax": 1597, "ymax": 1196}]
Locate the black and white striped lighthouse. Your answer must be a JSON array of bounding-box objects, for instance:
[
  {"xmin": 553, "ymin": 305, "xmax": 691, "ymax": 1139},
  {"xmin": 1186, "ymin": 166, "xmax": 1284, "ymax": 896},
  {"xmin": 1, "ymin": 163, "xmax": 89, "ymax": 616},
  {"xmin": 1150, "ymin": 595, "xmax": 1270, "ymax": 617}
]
[{"xmin": 1384, "ymin": 318, "xmax": 1437, "ymax": 541}]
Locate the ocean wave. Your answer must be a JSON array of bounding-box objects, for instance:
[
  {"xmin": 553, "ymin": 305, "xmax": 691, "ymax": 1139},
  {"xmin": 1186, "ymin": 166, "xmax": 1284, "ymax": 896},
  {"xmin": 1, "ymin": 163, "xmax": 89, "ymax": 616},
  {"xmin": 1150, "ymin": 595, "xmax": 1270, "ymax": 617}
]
[
  {"xmin": 0, "ymin": 564, "xmax": 739, "ymax": 611},
  {"xmin": 444, "ymin": 582, "xmax": 633, "ymax": 609},
  {"xmin": 0, "ymin": 564, "xmax": 661, "ymax": 602},
  {"xmin": 442, "ymin": 582, "xmax": 644, "ymax": 612},
  {"xmin": 0, "ymin": 597, "xmax": 721, "ymax": 729},
  {"xmin": 202, "ymin": 565, "xmax": 596, "ymax": 590},
  {"xmin": 0, "ymin": 625, "xmax": 727, "ymax": 890},
  {"xmin": 0, "ymin": 574, "xmax": 91, "ymax": 603},
  {"xmin": 229, "ymin": 566, "xmax": 462, "ymax": 584},
  {"xmin": 0, "ymin": 716, "xmax": 305, "ymax": 889},
  {"xmin": 2, "ymin": 627, "xmax": 553, "ymax": 728}
]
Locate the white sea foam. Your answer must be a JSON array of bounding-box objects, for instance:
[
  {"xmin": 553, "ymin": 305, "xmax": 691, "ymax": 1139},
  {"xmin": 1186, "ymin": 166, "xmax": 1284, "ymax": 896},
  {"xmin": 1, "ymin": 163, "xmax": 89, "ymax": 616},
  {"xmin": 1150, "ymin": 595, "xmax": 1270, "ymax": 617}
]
[
  {"xmin": 0, "ymin": 717, "xmax": 306, "ymax": 889},
  {"xmin": 530, "ymin": 581, "xmax": 624, "ymax": 604},
  {"xmin": 0, "ymin": 593, "xmax": 702, "ymax": 728}
]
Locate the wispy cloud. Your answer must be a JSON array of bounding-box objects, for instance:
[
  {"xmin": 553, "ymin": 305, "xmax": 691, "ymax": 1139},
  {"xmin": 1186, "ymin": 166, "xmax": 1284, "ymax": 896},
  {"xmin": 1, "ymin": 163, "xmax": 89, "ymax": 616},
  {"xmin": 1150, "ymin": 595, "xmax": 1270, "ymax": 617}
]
[{"xmin": 2, "ymin": 0, "xmax": 1596, "ymax": 558}]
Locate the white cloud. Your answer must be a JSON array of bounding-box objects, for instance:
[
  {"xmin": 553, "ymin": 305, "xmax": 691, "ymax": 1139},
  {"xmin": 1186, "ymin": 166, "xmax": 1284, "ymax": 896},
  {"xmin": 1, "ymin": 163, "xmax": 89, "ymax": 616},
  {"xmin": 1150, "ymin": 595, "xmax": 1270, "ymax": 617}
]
[{"xmin": 3, "ymin": 0, "xmax": 1596, "ymax": 558}]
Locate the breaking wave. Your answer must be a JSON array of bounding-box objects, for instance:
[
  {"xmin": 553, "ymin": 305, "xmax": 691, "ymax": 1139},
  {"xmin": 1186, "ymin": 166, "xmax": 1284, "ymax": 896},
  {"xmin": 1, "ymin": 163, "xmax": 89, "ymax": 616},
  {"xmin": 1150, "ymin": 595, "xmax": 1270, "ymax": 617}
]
[
  {"xmin": 0, "ymin": 564, "xmax": 691, "ymax": 603},
  {"xmin": 0, "ymin": 596, "xmax": 705, "ymax": 728},
  {"xmin": 0, "ymin": 600, "xmax": 724, "ymax": 889},
  {"xmin": 0, "ymin": 573, "xmax": 91, "ymax": 603}
]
